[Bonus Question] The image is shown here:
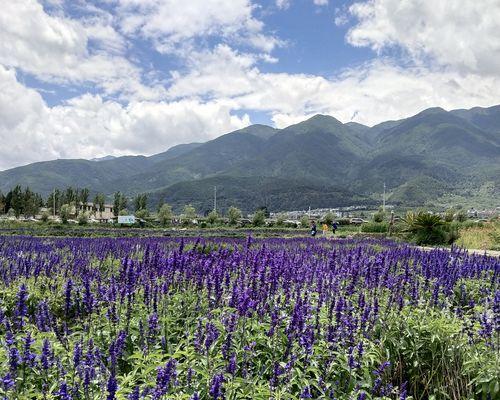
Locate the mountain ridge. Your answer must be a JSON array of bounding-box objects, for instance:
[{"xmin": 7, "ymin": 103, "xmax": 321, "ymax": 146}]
[{"xmin": 1, "ymin": 105, "xmax": 499, "ymax": 212}]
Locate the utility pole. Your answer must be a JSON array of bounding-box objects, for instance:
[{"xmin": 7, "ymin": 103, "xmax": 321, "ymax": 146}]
[
  {"xmin": 383, "ymin": 182, "xmax": 386, "ymax": 212},
  {"xmin": 213, "ymin": 186, "xmax": 217, "ymax": 213}
]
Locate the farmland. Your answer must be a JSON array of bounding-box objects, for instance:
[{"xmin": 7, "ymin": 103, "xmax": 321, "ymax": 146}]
[{"xmin": 0, "ymin": 235, "xmax": 498, "ymax": 399}]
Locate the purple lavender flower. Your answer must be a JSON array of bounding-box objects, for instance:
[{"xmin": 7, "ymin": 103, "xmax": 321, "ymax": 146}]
[
  {"xmin": 128, "ymin": 386, "xmax": 140, "ymax": 400},
  {"xmin": 40, "ymin": 339, "xmax": 52, "ymax": 371},
  {"xmin": 209, "ymin": 374, "xmax": 224, "ymax": 400},
  {"xmin": 300, "ymin": 386, "xmax": 312, "ymax": 398},
  {"xmin": 106, "ymin": 374, "xmax": 118, "ymax": 400},
  {"xmin": 2, "ymin": 373, "xmax": 15, "ymax": 391},
  {"xmin": 56, "ymin": 381, "xmax": 73, "ymax": 400},
  {"xmin": 16, "ymin": 284, "xmax": 28, "ymax": 327},
  {"xmin": 204, "ymin": 322, "xmax": 219, "ymax": 351},
  {"xmin": 153, "ymin": 359, "xmax": 177, "ymax": 399},
  {"xmin": 21, "ymin": 333, "xmax": 36, "ymax": 367}
]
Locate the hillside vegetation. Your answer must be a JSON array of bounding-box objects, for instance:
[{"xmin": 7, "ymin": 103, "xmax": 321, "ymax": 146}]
[{"xmin": 0, "ymin": 105, "xmax": 499, "ymax": 212}]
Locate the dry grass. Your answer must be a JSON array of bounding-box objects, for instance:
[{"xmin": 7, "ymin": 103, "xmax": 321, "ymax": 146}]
[{"xmin": 456, "ymin": 222, "xmax": 500, "ymax": 250}]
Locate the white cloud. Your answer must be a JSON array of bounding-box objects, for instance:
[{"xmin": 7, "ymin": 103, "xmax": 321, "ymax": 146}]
[
  {"xmin": 0, "ymin": 65, "xmax": 249, "ymax": 170},
  {"xmin": 117, "ymin": 0, "xmax": 279, "ymax": 53},
  {"xmin": 313, "ymin": 0, "xmax": 329, "ymax": 6},
  {"xmin": 0, "ymin": 0, "xmax": 162, "ymax": 100},
  {"xmin": 167, "ymin": 45, "xmax": 500, "ymax": 127},
  {"xmin": 347, "ymin": 0, "xmax": 500, "ymax": 76},
  {"xmin": 1, "ymin": 0, "xmax": 500, "ymax": 172},
  {"xmin": 276, "ymin": 0, "xmax": 291, "ymax": 10}
]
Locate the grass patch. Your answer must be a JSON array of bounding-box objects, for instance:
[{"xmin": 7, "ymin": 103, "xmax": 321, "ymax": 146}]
[{"xmin": 456, "ymin": 222, "xmax": 500, "ymax": 250}]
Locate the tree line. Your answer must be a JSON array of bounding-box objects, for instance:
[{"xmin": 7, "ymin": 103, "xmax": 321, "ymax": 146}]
[
  {"xmin": 0, "ymin": 186, "xmax": 272, "ymax": 227},
  {"xmin": 0, "ymin": 186, "xmax": 147, "ymax": 219}
]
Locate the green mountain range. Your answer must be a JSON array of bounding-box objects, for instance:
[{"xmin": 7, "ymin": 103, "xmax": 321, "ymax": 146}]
[{"xmin": 1, "ymin": 105, "xmax": 499, "ymax": 213}]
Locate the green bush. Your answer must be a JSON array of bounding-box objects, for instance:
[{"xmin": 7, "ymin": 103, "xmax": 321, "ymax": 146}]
[
  {"xmin": 378, "ymin": 307, "xmax": 497, "ymax": 400},
  {"xmin": 40, "ymin": 211, "xmax": 50, "ymax": 223},
  {"xmin": 207, "ymin": 210, "xmax": 219, "ymax": 225},
  {"xmin": 403, "ymin": 211, "xmax": 449, "ymax": 245},
  {"xmin": 378, "ymin": 309, "xmax": 471, "ymax": 399},
  {"xmin": 360, "ymin": 222, "xmax": 388, "ymax": 233},
  {"xmin": 252, "ymin": 210, "xmax": 266, "ymax": 227},
  {"xmin": 373, "ymin": 209, "xmax": 385, "ymax": 223},
  {"xmin": 77, "ymin": 212, "xmax": 89, "ymax": 225}
]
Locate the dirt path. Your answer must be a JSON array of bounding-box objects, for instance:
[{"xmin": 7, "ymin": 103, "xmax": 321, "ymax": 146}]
[{"xmin": 419, "ymin": 246, "xmax": 500, "ymax": 258}]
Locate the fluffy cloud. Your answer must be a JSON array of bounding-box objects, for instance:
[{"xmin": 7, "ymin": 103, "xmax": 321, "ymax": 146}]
[
  {"xmin": 117, "ymin": 0, "xmax": 280, "ymax": 53},
  {"xmin": 167, "ymin": 45, "xmax": 500, "ymax": 127},
  {"xmin": 2, "ymin": 0, "xmax": 500, "ymax": 171},
  {"xmin": 347, "ymin": 0, "xmax": 500, "ymax": 76},
  {"xmin": 0, "ymin": 65, "xmax": 249, "ymax": 170},
  {"xmin": 0, "ymin": 0, "xmax": 162, "ymax": 99}
]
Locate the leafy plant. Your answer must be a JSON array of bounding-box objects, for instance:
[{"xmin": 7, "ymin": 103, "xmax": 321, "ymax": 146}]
[{"xmin": 403, "ymin": 211, "xmax": 447, "ymax": 245}]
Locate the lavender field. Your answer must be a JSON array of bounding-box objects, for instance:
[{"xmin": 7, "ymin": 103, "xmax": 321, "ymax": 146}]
[{"xmin": 0, "ymin": 236, "xmax": 498, "ymax": 399}]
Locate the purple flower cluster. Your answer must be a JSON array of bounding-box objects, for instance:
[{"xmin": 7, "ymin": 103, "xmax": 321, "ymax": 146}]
[{"xmin": 0, "ymin": 235, "xmax": 497, "ymax": 399}]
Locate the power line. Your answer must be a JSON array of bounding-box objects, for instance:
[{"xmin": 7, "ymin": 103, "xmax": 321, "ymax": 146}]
[
  {"xmin": 214, "ymin": 186, "xmax": 217, "ymax": 213},
  {"xmin": 383, "ymin": 182, "xmax": 386, "ymax": 212}
]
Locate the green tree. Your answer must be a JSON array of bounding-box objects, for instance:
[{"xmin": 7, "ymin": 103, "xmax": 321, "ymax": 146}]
[
  {"xmin": 207, "ymin": 210, "xmax": 219, "ymax": 225},
  {"xmin": 78, "ymin": 212, "xmax": 89, "ymax": 225},
  {"xmin": 23, "ymin": 187, "xmax": 40, "ymax": 218},
  {"xmin": 40, "ymin": 211, "xmax": 50, "ymax": 223},
  {"xmin": 444, "ymin": 209, "xmax": 455, "ymax": 223},
  {"xmin": 227, "ymin": 206, "xmax": 242, "ymax": 225},
  {"xmin": 10, "ymin": 186, "xmax": 23, "ymax": 218},
  {"xmin": 276, "ymin": 213, "xmax": 286, "ymax": 226},
  {"xmin": 252, "ymin": 209, "xmax": 266, "ymax": 227},
  {"xmin": 403, "ymin": 211, "xmax": 447, "ymax": 245},
  {"xmin": 182, "ymin": 204, "xmax": 197, "ymax": 224},
  {"xmin": 93, "ymin": 194, "xmax": 105, "ymax": 218},
  {"xmin": 135, "ymin": 209, "xmax": 150, "ymax": 220},
  {"xmin": 323, "ymin": 212, "xmax": 334, "ymax": 225},
  {"xmin": 0, "ymin": 191, "xmax": 5, "ymax": 214},
  {"xmin": 455, "ymin": 210, "xmax": 467, "ymax": 222},
  {"xmin": 157, "ymin": 204, "xmax": 173, "ymax": 227},
  {"xmin": 113, "ymin": 192, "xmax": 128, "ymax": 217},
  {"xmin": 79, "ymin": 188, "xmax": 90, "ymax": 208},
  {"xmin": 64, "ymin": 187, "xmax": 76, "ymax": 207},
  {"xmin": 134, "ymin": 194, "xmax": 148, "ymax": 212},
  {"xmin": 300, "ymin": 215, "xmax": 310, "ymax": 228},
  {"xmin": 373, "ymin": 208, "xmax": 385, "ymax": 223},
  {"xmin": 60, "ymin": 204, "xmax": 71, "ymax": 223}
]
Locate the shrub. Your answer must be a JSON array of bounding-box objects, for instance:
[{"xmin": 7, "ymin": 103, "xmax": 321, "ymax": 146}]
[
  {"xmin": 299, "ymin": 215, "xmax": 310, "ymax": 228},
  {"xmin": 373, "ymin": 210, "xmax": 385, "ymax": 223},
  {"xmin": 135, "ymin": 209, "xmax": 150, "ymax": 220},
  {"xmin": 227, "ymin": 206, "xmax": 242, "ymax": 225},
  {"xmin": 77, "ymin": 212, "xmax": 88, "ymax": 225},
  {"xmin": 403, "ymin": 211, "xmax": 448, "ymax": 245},
  {"xmin": 455, "ymin": 210, "xmax": 468, "ymax": 222},
  {"xmin": 59, "ymin": 204, "xmax": 71, "ymax": 224},
  {"xmin": 322, "ymin": 212, "xmax": 335, "ymax": 225},
  {"xmin": 276, "ymin": 213, "xmax": 286, "ymax": 227},
  {"xmin": 40, "ymin": 211, "xmax": 50, "ymax": 223},
  {"xmin": 252, "ymin": 210, "xmax": 266, "ymax": 227},
  {"xmin": 207, "ymin": 210, "xmax": 219, "ymax": 225},
  {"xmin": 361, "ymin": 222, "xmax": 388, "ymax": 233},
  {"xmin": 157, "ymin": 204, "xmax": 173, "ymax": 227},
  {"xmin": 379, "ymin": 308, "xmax": 474, "ymax": 399}
]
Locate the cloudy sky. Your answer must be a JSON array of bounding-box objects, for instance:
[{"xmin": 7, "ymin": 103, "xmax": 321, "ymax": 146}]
[{"xmin": 1, "ymin": 0, "xmax": 500, "ymax": 170}]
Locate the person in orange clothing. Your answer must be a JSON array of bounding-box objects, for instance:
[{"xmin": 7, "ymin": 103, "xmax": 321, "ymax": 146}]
[{"xmin": 322, "ymin": 223, "xmax": 328, "ymax": 236}]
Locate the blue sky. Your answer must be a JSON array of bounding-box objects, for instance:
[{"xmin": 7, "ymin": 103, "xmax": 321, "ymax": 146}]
[{"xmin": 0, "ymin": 0, "xmax": 499, "ymax": 169}]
